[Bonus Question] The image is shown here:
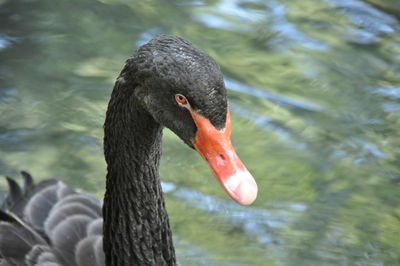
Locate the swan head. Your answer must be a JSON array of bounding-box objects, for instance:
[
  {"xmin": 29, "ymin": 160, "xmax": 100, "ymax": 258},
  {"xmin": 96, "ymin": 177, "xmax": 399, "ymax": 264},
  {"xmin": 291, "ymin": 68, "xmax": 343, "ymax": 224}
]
[{"xmin": 131, "ymin": 35, "xmax": 258, "ymax": 206}]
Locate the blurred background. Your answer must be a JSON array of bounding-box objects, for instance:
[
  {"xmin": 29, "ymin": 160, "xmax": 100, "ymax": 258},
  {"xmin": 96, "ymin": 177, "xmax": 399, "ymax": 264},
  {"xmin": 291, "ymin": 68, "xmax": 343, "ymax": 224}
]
[{"xmin": 0, "ymin": 0, "xmax": 399, "ymax": 265}]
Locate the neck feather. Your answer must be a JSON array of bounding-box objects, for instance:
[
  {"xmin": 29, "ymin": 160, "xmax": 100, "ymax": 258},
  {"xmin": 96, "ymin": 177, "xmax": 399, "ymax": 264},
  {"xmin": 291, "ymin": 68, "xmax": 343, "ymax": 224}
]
[{"xmin": 103, "ymin": 74, "xmax": 176, "ymax": 266}]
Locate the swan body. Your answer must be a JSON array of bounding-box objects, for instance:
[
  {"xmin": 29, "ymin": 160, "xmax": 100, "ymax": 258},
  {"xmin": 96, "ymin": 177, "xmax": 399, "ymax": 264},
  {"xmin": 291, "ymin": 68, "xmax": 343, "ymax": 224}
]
[
  {"xmin": 1, "ymin": 173, "xmax": 104, "ymax": 266},
  {"xmin": 0, "ymin": 35, "xmax": 257, "ymax": 266}
]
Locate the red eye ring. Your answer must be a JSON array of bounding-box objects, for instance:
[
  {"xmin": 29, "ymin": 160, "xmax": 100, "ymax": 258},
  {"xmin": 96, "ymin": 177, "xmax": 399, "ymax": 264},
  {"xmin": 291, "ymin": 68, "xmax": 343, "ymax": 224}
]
[{"xmin": 175, "ymin": 94, "xmax": 188, "ymax": 105}]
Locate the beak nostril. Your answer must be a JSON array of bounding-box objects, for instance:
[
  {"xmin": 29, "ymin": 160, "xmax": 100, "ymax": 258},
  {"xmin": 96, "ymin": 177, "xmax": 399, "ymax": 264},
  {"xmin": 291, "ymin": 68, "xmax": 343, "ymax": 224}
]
[{"xmin": 219, "ymin": 154, "xmax": 225, "ymax": 161}]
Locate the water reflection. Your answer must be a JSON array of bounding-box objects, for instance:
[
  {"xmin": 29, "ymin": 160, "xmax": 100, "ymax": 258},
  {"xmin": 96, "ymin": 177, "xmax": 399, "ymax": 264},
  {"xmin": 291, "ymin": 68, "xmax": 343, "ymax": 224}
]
[
  {"xmin": 0, "ymin": 35, "xmax": 18, "ymax": 50},
  {"xmin": 226, "ymin": 78, "xmax": 322, "ymax": 112}
]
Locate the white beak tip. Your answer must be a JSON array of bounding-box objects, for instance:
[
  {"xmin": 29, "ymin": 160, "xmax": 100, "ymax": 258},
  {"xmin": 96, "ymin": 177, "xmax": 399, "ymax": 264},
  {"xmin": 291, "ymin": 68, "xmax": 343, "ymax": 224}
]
[{"xmin": 224, "ymin": 171, "xmax": 258, "ymax": 206}]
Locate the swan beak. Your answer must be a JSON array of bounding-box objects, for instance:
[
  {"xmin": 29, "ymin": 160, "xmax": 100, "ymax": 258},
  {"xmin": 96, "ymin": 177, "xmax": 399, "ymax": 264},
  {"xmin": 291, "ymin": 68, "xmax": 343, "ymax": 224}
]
[{"xmin": 189, "ymin": 109, "xmax": 258, "ymax": 206}]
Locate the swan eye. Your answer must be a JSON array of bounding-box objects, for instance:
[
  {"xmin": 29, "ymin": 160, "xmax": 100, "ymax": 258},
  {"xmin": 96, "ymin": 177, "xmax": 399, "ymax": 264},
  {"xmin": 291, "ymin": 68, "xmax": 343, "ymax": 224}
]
[{"xmin": 175, "ymin": 94, "xmax": 188, "ymax": 106}]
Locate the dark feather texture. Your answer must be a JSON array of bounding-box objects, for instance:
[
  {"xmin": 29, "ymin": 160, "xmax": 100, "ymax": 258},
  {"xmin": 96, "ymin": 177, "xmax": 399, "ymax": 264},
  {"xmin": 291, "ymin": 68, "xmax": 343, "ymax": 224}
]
[
  {"xmin": 75, "ymin": 236, "xmax": 104, "ymax": 266},
  {"xmin": 25, "ymin": 245, "xmax": 60, "ymax": 266},
  {"xmin": 4, "ymin": 177, "xmax": 22, "ymax": 206},
  {"xmin": 51, "ymin": 215, "xmax": 93, "ymax": 265},
  {"xmin": 20, "ymin": 172, "xmax": 34, "ymax": 193},
  {"xmin": 0, "ymin": 175, "xmax": 104, "ymax": 266},
  {"xmin": 0, "ymin": 215, "xmax": 47, "ymax": 265}
]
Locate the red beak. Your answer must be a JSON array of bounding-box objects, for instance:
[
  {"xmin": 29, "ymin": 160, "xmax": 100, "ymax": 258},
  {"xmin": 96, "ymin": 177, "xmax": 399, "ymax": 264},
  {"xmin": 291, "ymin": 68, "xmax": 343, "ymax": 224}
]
[{"xmin": 189, "ymin": 108, "xmax": 258, "ymax": 206}]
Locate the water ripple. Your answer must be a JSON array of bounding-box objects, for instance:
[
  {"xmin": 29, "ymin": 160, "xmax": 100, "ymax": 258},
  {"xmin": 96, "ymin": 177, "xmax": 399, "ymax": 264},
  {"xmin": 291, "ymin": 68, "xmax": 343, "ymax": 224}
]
[
  {"xmin": 375, "ymin": 87, "xmax": 400, "ymax": 99},
  {"xmin": 226, "ymin": 78, "xmax": 322, "ymax": 112},
  {"xmin": 0, "ymin": 34, "xmax": 18, "ymax": 50},
  {"xmin": 162, "ymin": 181, "xmax": 307, "ymax": 247},
  {"xmin": 328, "ymin": 0, "xmax": 397, "ymax": 43}
]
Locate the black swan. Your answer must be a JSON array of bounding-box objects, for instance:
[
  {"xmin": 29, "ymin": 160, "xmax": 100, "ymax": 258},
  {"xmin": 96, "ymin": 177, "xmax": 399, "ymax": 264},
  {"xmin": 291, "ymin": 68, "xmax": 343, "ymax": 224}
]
[{"xmin": 0, "ymin": 35, "xmax": 258, "ymax": 266}]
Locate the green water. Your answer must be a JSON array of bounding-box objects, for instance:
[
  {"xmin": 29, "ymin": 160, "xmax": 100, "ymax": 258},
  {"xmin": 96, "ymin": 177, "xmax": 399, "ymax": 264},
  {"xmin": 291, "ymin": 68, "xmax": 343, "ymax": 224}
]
[{"xmin": 1, "ymin": 0, "xmax": 399, "ymax": 265}]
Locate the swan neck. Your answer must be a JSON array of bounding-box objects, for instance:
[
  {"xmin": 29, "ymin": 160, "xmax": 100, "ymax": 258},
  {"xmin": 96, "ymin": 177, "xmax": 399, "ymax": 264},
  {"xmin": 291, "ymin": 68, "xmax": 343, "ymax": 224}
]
[{"xmin": 103, "ymin": 74, "xmax": 176, "ymax": 266}]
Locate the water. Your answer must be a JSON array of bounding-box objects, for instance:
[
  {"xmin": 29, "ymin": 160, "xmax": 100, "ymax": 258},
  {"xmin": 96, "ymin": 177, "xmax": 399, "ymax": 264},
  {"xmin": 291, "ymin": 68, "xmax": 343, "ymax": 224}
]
[{"xmin": 1, "ymin": 0, "xmax": 399, "ymax": 265}]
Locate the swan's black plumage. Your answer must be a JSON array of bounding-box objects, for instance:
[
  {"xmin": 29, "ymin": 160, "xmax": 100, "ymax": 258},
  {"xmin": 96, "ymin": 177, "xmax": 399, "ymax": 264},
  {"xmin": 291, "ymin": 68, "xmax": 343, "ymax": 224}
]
[
  {"xmin": 0, "ymin": 35, "xmax": 230, "ymax": 266},
  {"xmin": 0, "ymin": 172, "xmax": 104, "ymax": 266}
]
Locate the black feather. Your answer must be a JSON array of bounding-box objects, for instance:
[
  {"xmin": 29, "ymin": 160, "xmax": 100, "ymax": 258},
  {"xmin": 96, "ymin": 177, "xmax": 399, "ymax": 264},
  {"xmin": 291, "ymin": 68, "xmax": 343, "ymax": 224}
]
[
  {"xmin": 25, "ymin": 245, "xmax": 60, "ymax": 266},
  {"xmin": 86, "ymin": 218, "xmax": 103, "ymax": 236},
  {"xmin": 24, "ymin": 184, "xmax": 60, "ymax": 230},
  {"xmin": 0, "ymin": 176, "xmax": 104, "ymax": 266},
  {"xmin": 50, "ymin": 215, "xmax": 92, "ymax": 266},
  {"xmin": 21, "ymin": 171, "xmax": 34, "ymax": 193},
  {"xmin": 0, "ymin": 221, "xmax": 46, "ymax": 263},
  {"xmin": 4, "ymin": 177, "xmax": 23, "ymax": 209},
  {"xmin": 44, "ymin": 202, "xmax": 99, "ymax": 235},
  {"xmin": 49, "ymin": 194, "xmax": 102, "ymax": 216},
  {"xmin": 75, "ymin": 235, "xmax": 104, "ymax": 266},
  {"xmin": 3, "ymin": 175, "xmax": 59, "ymax": 219},
  {"xmin": 0, "ymin": 210, "xmax": 17, "ymax": 223},
  {"xmin": 0, "ymin": 259, "xmax": 12, "ymax": 266}
]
